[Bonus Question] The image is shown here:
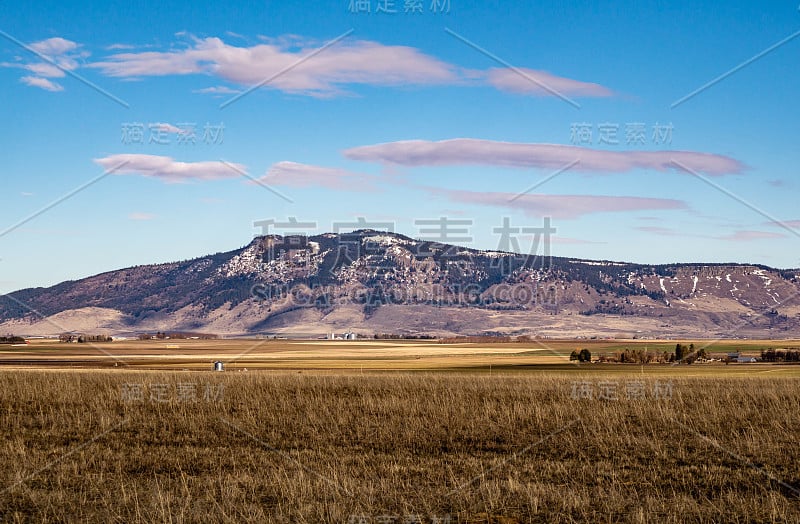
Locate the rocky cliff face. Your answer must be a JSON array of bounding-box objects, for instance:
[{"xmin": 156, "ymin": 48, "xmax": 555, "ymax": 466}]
[{"xmin": 2, "ymin": 230, "xmax": 799, "ymax": 338}]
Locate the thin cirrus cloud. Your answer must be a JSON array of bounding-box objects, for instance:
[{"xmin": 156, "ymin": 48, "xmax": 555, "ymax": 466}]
[
  {"xmin": 12, "ymin": 35, "xmax": 615, "ymax": 99},
  {"xmin": 258, "ymin": 161, "xmax": 377, "ymax": 191},
  {"xmin": 718, "ymin": 230, "xmax": 786, "ymax": 241},
  {"xmin": 485, "ymin": 67, "xmax": 613, "ymax": 97},
  {"xmin": 3, "ymin": 37, "xmax": 86, "ymax": 91},
  {"xmin": 20, "ymin": 76, "xmax": 63, "ymax": 92},
  {"xmin": 93, "ymin": 154, "xmax": 245, "ymax": 183},
  {"xmin": 514, "ymin": 233, "xmax": 604, "ymax": 245},
  {"xmin": 105, "ymin": 43, "xmax": 138, "ymax": 51},
  {"xmin": 89, "ymin": 37, "xmax": 460, "ymax": 96},
  {"xmin": 344, "ymin": 139, "xmax": 745, "ymax": 176},
  {"xmin": 764, "ymin": 219, "xmax": 800, "ymax": 229},
  {"xmin": 636, "ymin": 226, "xmax": 789, "ymax": 242},
  {"xmin": 150, "ymin": 122, "xmax": 188, "ymax": 134},
  {"xmin": 84, "ymin": 35, "xmax": 612, "ymax": 98},
  {"xmin": 635, "ymin": 226, "xmax": 682, "ymax": 236},
  {"xmin": 193, "ymin": 86, "xmax": 241, "ymax": 95},
  {"xmin": 29, "ymin": 37, "xmax": 80, "ymax": 56},
  {"xmin": 428, "ymin": 187, "xmax": 687, "ymax": 220}
]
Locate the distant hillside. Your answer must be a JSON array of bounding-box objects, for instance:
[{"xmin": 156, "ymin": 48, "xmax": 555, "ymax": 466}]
[{"xmin": 2, "ymin": 230, "xmax": 799, "ymax": 338}]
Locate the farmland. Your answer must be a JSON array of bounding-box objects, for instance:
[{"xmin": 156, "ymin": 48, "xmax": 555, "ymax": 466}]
[
  {"xmin": 0, "ymin": 339, "xmax": 798, "ymax": 522},
  {"xmin": 3, "ymin": 337, "xmax": 800, "ymax": 373}
]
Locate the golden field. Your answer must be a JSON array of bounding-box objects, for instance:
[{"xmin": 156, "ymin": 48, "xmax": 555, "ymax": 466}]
[
  {"xmin": 0, "ymin": 339, "xmax": 799, "ymax": 522},
  {"xmin": 3, "ymin": 337, "xmax": 800, "ymax": 373}
]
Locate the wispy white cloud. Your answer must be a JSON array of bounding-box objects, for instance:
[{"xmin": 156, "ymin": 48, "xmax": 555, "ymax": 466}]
[
  {"xmin": 29, "ymin": 37, "xmax": 79, "ymax": 56},
  {"xmin": 224, "ymin": 31, "xmax": 247, "ymax": 40},
  {"xmin": 344, "ymin": 139, "xmax": 744, "ymax": 176},
  {"xmin": 151, "ymin": 122, "xmax": 187, "ymax": 134},
  {"xmin": 86, "ymin": 35, "xmax": 614, "ymax": 99},
  {"xmin": 428, "ymin": 187, "xmax": 687, "ymax": 219},
  {"xmin": 106, "ymin": 43, "xmax": 137, "ymax": 50},
  {"xmin": 767, "ymin": 179, "xmax": 788, "ymax": 188},
  {"xmin": 485, "ymin": 67, "xmax": 613, "ymax": 97},
  {"xmin": 763, "ymin": 219, "xmax": 800, "ymax": 229},
  {"xmin": 90, "ymin": 37, "xmax": 460, "ymax": 96},
  {"xmin": 635, "ymin": 225, "xmax": 682, "ymax": 236},
  {"xmin": 23, "ymin": 62, "xmax": 66, "ymax": 77},
  {"xmin": 10, "ymin": 35, "xmax": 616, "ymax": 99},
  {"xmin": 5, "ymin": 37, "xmax": 86, "ymax": 91},
  {"xmin": 193, "ymin": 85, "xmax": 241, "ymax": 95},
  {"xmin": 259, "ymin": 161, "xmax": 377, "ymax": 190},
  {"xmin": 94, "ymin": 154, "xmax": 245, "ymax": 183},
  {"xmin": 637, "ymin": 225, "xmax": 790, "ymax": 242},
  {"xmin": 717, "ymin": 230, "xmax": 786, "ymax": 241},
  {"xmin": 20, "ymin": 76, "xmax": 63, "ymax": 91}
]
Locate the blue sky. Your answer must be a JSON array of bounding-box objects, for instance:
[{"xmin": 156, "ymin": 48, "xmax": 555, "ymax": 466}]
[{"xmin": 1, "ymin": 0, "xmax": 799, "ymax": 292}]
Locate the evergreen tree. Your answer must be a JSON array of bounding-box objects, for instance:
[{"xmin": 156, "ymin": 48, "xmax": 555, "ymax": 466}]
[{"xmin": 675, "ymin": 343, "xmax": 685, "ymax": 362}]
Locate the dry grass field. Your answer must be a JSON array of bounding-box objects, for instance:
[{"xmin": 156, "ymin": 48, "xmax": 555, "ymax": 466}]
[
  {"xmin": 3, "ymin": 338, "xmax": 800, "ymax": 372},
  {"xmin": 0, "ymin": 365, "xmax": 799, "ymax": 523}
]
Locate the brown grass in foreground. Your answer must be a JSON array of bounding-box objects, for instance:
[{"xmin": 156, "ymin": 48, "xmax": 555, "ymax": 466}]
[{"xmin": 0, "ymin": 371, "xmax": 798, "ymax": 523}]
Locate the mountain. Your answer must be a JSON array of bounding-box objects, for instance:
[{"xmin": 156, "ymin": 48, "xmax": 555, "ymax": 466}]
[{"xmin": 2, "ymin": 230, "xmax": 799, "ymax": 338}]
